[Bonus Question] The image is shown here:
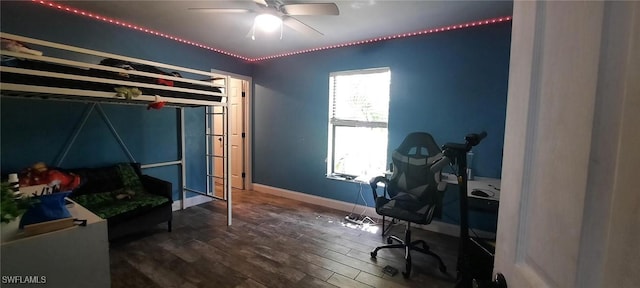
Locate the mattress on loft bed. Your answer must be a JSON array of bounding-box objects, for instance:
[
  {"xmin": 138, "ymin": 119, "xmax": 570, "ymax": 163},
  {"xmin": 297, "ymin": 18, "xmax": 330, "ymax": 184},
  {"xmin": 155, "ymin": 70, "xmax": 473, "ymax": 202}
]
[{"xmin": 0, "ymin": 57, "xmax": 222, "ymax": 102}]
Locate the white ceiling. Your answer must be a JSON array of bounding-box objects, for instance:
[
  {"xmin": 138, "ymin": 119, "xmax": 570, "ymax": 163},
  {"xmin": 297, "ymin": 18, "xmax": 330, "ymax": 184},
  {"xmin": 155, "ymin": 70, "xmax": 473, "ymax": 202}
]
[{"xmin": 54, "ymin": 0, "xmax": 513, "ymax": 60}]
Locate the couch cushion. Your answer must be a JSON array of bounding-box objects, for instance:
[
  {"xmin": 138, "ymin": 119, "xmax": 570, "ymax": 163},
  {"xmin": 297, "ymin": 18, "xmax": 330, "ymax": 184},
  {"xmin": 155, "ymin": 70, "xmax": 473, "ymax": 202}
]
[{"xmin": 73, "ymin": 189, "xmax": 170, "ymax": 219}]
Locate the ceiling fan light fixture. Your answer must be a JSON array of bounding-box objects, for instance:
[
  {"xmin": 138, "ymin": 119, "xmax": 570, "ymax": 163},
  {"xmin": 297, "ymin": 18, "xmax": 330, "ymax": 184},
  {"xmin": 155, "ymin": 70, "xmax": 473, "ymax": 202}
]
[{"xmin": 254, "ymin": 13, "xmax": 282, "ymax": 32}]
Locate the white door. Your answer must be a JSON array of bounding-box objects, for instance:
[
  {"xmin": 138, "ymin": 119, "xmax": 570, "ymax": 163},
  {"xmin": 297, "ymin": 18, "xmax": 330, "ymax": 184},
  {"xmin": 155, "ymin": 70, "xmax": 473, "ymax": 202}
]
[
  {"xmin": 229, "ymin": 78, "xmax": 245, "ymax": 189},
  {"xmin": 212, "ymin": 77, "xmax": 245, "ymax": 195},
  {"xmin": 494, "ymin": 1, "xmax": 639, "ymax": 287}
]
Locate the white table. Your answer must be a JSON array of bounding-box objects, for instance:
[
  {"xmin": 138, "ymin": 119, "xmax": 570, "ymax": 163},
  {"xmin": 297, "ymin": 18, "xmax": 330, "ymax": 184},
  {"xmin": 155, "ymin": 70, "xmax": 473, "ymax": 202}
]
[{"xmin": 442, "ymin": 173, "xmax": 501, "ymax": 201}]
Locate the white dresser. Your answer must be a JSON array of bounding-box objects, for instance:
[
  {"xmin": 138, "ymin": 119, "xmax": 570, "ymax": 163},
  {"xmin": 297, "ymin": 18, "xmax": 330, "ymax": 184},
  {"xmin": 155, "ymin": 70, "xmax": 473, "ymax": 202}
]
[{"xmin": 1, "ymin": 200, "xmax": 110, "ymax": 288}]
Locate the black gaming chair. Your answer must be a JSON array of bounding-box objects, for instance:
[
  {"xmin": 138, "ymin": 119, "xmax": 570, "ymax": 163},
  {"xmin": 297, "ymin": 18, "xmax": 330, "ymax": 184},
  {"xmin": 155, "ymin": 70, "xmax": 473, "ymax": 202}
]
[{"xmin": 369, "ymin": 132, "xmax": 447, "ymax": 278}]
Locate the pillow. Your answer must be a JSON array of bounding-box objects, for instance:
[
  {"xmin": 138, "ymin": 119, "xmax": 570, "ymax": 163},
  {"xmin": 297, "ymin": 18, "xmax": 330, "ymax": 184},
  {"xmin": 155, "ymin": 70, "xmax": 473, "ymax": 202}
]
[{"xmin": 116, "ymin": 163, "xmax": 143, "ymax": 191}]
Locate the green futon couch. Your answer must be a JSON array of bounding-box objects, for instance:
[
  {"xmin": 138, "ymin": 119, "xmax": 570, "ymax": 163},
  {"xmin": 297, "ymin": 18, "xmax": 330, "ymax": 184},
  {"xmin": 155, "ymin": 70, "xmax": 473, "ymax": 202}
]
[{"xmin": 68, "ymin": 163, "xmax": 172, "ymax": 241}]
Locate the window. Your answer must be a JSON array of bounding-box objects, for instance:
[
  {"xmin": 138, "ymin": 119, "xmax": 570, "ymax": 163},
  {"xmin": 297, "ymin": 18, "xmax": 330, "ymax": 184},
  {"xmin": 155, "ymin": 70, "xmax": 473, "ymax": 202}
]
[{"xmin": 327, "ymin": 68, "xmax": 390, "ymax": 178}]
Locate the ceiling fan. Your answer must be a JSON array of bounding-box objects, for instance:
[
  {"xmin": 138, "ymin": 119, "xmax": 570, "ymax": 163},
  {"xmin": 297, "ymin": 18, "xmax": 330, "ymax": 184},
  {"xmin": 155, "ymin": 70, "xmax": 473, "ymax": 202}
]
[{"xmin": 187, "ymin": 0, "xmax": 339, "ymax": 38}]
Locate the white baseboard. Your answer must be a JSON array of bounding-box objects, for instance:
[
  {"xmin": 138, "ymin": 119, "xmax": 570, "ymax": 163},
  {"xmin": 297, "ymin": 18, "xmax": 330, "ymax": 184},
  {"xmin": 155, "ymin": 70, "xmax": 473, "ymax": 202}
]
[
  {"xmin": 253, "ymin": 183, "xmax": 378, "ymax": 217},
  {"xmin": 172, "ymin": 195, "xmax": 214, "ymax": 211},
  {"xmin": 252, "ymin": 183, "xmax": 496, "ymax": 239}
]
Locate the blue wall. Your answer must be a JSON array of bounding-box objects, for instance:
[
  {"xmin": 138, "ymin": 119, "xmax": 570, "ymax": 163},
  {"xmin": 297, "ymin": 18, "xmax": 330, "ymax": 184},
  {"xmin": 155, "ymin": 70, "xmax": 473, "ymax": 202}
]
[
  {"xmin": 0, "ymin": 1, "xmax": 510, "ymax": 231},
  {"xmin": 0, "ymin": 1, "xmax": 252, "ymax": 200},
  {"xmin": 252, "ymin": 22, "xmax": 511, "ymax": 231}
]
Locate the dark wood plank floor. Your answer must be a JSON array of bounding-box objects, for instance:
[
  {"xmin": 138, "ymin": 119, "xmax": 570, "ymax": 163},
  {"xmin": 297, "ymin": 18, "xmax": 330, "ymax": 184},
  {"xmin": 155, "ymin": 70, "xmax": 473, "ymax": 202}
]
[{"xmin": 109, "ymin": 189, "xmax": 460, "ymax": 288}]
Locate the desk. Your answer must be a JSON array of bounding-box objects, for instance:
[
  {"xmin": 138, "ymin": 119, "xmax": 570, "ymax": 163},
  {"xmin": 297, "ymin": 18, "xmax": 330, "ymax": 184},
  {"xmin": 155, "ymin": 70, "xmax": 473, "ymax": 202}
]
[
  {"xmin": 441, "ymin": 173, "xmax": 501, "ymax": 201},
  {"xmin": 442, "ymin": 173, "xmax": 501, "ymax": 220},
  {"xmin": 379, "ymin": 172, "xmax": 501, "ymax": 210},
  {"xmin": 376, "ymin": 171, "xmax": 501, "ymax": 218},
  {"xmin": 1, "ymin": 200, "xmax": 110, "ymax": 288}
]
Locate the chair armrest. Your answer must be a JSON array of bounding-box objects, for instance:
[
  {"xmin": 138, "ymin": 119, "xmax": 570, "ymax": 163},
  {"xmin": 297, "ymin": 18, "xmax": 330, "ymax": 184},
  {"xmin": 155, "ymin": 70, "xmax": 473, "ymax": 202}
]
[
  {"xmin": 140, "ymin": 175, "xmax": 172, "ymax": 202},
  {"xmin": 370, "ymin": 176, "xmax": 390, "ymax": 200}
]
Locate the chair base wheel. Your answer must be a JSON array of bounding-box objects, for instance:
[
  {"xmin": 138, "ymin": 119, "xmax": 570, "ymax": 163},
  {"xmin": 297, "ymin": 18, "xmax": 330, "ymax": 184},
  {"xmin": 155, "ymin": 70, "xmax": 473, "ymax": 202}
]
[
  {"xmin": 386, "ymin": 237, "xmax": 393, "ymax": 244},
  {"xmin": 439, "ymin": 265, "xmax": 447, "ymax": 273},
  {"xmin": 402, "ymin": 271, "xmax": 410, "ymax": 278},
  {"xmin": 370, "ymin": 252, "xmax": 377, "ymax": 259}
]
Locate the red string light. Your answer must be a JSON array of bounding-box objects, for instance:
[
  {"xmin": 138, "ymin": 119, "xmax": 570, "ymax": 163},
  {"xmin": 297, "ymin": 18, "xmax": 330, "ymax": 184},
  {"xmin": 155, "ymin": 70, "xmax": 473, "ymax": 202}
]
[
  {"xmin": 32, "ymin": 0, "xmax": 511, "ymax": 62},
  {"xmin": 32, "ymin": 0, "xmax": 252, "ymax": 61}
]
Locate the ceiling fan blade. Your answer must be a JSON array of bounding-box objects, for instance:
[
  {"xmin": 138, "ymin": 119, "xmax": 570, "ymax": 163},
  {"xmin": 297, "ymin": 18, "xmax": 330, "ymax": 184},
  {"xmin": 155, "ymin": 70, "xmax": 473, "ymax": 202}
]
[
  {"xmin": 187, "ymin": 8, "xmax": 252, "ymax": 13},
  {"xmin": 281, "ymin": 3, "xmax": 339, "ymax": 16},
  {"xmin": 283, "ymin": 16, "xmax": 323, "ymax": 37},
  {"xmin": 246, "ymin": 24, "xmax": 256, "ymax": 39},
  {"xmin": 253, "ymin": 0, "xmax": 268, "ymax": 6}
]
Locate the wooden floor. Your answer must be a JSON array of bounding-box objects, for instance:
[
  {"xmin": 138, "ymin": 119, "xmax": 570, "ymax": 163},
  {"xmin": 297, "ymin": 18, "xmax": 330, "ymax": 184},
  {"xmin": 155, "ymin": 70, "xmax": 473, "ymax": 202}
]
[{"xmin": 109, "ymin": 189, "xmax": 460, "ymax": 288}]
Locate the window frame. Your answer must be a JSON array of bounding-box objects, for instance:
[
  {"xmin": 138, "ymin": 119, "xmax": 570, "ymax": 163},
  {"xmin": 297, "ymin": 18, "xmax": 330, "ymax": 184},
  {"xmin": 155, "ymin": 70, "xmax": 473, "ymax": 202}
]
[{"xmin": 327, "ymin": 67, "xmax": 391, "ymax": 179}]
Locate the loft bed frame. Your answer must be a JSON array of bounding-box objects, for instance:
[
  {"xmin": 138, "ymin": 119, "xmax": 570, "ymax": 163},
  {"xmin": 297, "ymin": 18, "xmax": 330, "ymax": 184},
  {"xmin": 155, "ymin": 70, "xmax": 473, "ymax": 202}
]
[{"xmin": 0, "ymin": 32, "xmax": 234, "ymax": 225}]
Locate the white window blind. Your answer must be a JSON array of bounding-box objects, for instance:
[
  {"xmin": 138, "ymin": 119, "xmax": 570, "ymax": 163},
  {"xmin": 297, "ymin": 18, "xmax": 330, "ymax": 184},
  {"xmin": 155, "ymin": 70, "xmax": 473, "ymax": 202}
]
[{"xmin": 330, "ymin": 68, "xmax": 390, "ymax": 127}]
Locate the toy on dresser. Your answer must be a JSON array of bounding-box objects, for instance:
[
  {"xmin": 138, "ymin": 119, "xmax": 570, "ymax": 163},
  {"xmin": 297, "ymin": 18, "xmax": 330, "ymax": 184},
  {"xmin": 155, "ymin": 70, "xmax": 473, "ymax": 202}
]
[
  {"xmin": 15, "ymin": 162, "xmax": 81, "ymax": 233},
  {"xmin": 19, "ymin": 162, "xmax": 81, "ymax": 193}
]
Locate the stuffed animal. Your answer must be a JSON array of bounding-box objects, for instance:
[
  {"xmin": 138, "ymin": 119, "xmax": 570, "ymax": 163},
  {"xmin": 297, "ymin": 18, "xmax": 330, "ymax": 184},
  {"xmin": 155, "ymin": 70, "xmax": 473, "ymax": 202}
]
[
  {"xmin": 114, "ymin": 87, "xmax": 142, "ymax": 100},
  {"xmin": 1, "ymin": 39, "xmax": 43, "ymax": 56},
  {"xmin": 19, "ymin": 162, "xmax": 48, "ymax": 187},
  {"xmin": 114, "ymin": 189, "xmax": 136, "ymax": 200},
  {"xmin": 19, "ymin": 162, "xmax": 81, "ymax": 192}
]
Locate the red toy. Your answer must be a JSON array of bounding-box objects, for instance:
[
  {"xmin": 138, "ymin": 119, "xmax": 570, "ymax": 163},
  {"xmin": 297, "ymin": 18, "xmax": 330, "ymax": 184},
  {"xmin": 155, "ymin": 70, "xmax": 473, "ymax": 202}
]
[
  {"xmin": 19, "ymin": 162, "xmax": 81, "ymax": 192},
  {"xmin": 147, "ymin": 95, "xmax": 167, "ymax": 110}
]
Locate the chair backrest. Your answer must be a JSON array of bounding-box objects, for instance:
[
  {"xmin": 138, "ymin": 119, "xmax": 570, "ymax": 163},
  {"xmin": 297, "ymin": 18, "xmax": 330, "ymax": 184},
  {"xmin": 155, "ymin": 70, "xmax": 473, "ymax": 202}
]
[{"xmin": 389, "ymin": 132, "xmax": 444, "ymax": 205}]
